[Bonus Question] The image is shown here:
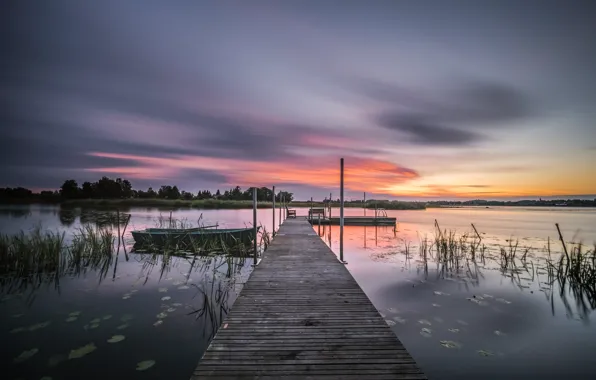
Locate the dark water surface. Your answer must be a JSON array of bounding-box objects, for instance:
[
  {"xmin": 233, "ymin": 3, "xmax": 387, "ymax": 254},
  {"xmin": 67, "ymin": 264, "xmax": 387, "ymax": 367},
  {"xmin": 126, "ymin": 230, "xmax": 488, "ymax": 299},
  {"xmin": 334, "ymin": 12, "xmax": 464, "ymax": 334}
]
[{"xmin": 1, "ymin": 205, "xmax": 595, "ymax": 379}]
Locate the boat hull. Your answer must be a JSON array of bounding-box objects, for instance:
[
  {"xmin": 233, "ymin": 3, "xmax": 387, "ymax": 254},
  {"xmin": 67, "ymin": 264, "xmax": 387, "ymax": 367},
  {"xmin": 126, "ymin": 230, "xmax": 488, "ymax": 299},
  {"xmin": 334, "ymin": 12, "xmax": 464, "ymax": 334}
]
[{"xmin": 131, "ymin": 227, "xmax": 259, "ymax": 247}]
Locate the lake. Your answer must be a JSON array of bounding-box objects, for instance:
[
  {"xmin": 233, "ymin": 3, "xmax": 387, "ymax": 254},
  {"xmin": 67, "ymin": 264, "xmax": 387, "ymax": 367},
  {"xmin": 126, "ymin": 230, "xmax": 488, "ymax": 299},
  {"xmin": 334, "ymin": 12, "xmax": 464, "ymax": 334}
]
[{"xmin": 1, "ymin": 204, "xmax": 595, "ymax": 379}]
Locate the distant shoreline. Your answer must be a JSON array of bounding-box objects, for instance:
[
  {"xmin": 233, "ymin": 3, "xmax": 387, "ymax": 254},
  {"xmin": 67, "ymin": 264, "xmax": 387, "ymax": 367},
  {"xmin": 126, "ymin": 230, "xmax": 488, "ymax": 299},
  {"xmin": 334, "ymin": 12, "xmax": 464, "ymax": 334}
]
[{"xmin": 1, "ymin": 198, "xmax": 595, "ymax": 210}]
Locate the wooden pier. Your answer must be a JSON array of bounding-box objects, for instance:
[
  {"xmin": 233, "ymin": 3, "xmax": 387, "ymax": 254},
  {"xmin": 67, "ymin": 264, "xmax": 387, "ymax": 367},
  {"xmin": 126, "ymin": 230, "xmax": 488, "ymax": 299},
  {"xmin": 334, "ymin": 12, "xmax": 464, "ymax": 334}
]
[
  {"xmin": 307, "ymin": 216, "xmax": 397, "ymax": 226},
  {"xmin": 192, "ymin": 218, "xmax": 425, "ymax": 379}
]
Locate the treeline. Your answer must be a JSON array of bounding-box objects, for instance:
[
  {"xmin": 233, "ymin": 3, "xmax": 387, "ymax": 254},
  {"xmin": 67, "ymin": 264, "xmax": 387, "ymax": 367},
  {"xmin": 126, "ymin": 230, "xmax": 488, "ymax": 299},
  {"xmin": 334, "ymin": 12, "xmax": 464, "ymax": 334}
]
[
  {"xmin": 427, "ymin": 199, "xmax": 596, "ymax": 207},
  {"xmin": 0, "ymin": 176, "xmax": 294, "ymax": 203}
]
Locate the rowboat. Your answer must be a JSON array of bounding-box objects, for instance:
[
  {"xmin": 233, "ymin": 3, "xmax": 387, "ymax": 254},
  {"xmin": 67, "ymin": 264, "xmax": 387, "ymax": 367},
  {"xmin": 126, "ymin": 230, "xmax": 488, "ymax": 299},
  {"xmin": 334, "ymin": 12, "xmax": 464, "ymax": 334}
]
[{"xmin": 131, "ymin": 226, "xmax": 260, "ymax": 246}]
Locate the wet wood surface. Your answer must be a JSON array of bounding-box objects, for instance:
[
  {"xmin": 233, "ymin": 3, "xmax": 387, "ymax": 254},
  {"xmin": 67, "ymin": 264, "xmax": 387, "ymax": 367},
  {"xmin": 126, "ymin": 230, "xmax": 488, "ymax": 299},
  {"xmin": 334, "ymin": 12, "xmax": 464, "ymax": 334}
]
[{"xmin": 192, "ymin": 218, "xmax": 426, "ymax": 379}]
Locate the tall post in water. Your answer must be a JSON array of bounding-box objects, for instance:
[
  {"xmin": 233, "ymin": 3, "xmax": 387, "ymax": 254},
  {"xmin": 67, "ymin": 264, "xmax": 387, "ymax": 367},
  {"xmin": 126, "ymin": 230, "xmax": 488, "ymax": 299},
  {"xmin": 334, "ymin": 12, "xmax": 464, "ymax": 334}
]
[
  {"xmin": 340, "ymin": 158, "xmax": 344, "ymax": 262},
  {"xmin": 272, "ymin": 185, "xmax": 276, "ymax": 236},
  {"xmin": 329, "ymin": 192, "xmax": 332, "ymax": 219},
  {"xmin": 363, "ymin": 192, "xmax": 366, "ymax": 216},
  {"xmin": 253, "ymin": 187, "xmax": 258, "ymax": 266},
  {"xmin": 310, "ymin": 197, "xmax": 313, "ymax": 222}
]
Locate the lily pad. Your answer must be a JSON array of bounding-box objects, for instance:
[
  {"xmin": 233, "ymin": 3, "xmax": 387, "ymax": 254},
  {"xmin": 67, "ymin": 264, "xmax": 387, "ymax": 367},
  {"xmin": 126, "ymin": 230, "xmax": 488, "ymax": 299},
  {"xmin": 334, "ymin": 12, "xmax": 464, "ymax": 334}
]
[
  {"xmin": 120, "ymin": 314, "xmax": 134, "ymax": 322},
  {"xmin": 432, "ymin": 303, "xmax": 441, "ymax": 307},
  {"xmin": 172, "ymin": 303, "xmax": 183, "ymax": 307},
  {"xmin": 29, "ymin": 321, "xmax": 51, "ymax": 331},
  {"xmin": 178, "ymin": 285, "xmax": 190, "ymax": 290},
  {"xmin": 393, "ymin": 316, "xmax": 407, "ymax": 324},
  {"xmin": 161, "ymin": 296, "xmax": 171, "ymax": 301},
  {"xmin": 117, "ymin": 323, "xmax": 130, "ymax": 330},
  {"xmin": 420, "ymin": 328, "xmax": 432, "ymax": 338},
  {"xmin": 122, "ymin": 295, "xmax": 131, "ymax": 300},
  {"xmin": 107, "ymin": 335, "xmax": 126, "ymax": 343},
  {"xmin": 102, "ymin": 315, "xmax": 112, "ymax": 320},
  {"xmin": 385, "ymin": 319, "xmax": 396, "ymax": 326},
  {"xmin": 456, "ymin": 319, "xmax": 469, "ymax": 326},
  {"xmin": 69, "ymin": 343, "xmax": 97, "ymax": 359},
  {"xmin": 130, "ymin": 289, "xmax": 138, "ymax": 293},
  {"xmin": 156, "ymin": 312, "xmax": 168, "ymax": 319},
  {"xmin": 14, "ymin": 348, "xmax": 39, "ymax": 363},
  {"xmin": 494, "ymin": 330, "xmax": 506, "ymax": 336},
  {"xmin": 482, "ymin": 294, "xmax": 494, "ymax": 298},
  {"xmin": 65, "ymin": 316, "xmax": 78, "ymax": 322},
  {"xmin": 440, "ymin": 340, "xmax": 461, "ymax": 349},
  {"xmin": 90, "ymin": 318, "xmax": 101, "ymax": 324},
  {"xmin": 433, "ymin": 291, "xmax": 450, "ymax": 296},
  {"xmin": 467, "ymin": 297, "xmax": 488, "ymax": 306},
  {"xmin": 478, "ymin": 349, "xmax": 495, "ymax": 356},
  {"xmin": 153, "ymin": 320, "xmax": 163, "ymax": 327},
  {"xmin": 172, "ymin": 280, "xmax": 183, "ymax": 286},
  {"xmin": 158, "ymin": 287, "xmax": 168, "ymax": 293},
  {"xmin": 69, "ymin": 311, "xmax": 81, "ymax": 317},
  {"xmin": 495, "ymin": 298, "xmax": 512, "ymax": 304},
  {"xmin": 90, "ymin": 323, "xmax": 100, "ymax": 329},
  {"xmin": 418, "ymin": 319, "xmax": 432, "ymax": 326},
  {"xmin": 166, "ymin": 308, "xmax": 176, "ymax": 313},
  {"xmin": 48, "ymin": 354, "xmax": 67, "ymax": 367},
  {"xmin": 136, "ymin": 360, "xmax": 156, "ymax": 371},
  {"xmin": 448, "ymin": 328, "xmax": 460, "ymax": 333}
]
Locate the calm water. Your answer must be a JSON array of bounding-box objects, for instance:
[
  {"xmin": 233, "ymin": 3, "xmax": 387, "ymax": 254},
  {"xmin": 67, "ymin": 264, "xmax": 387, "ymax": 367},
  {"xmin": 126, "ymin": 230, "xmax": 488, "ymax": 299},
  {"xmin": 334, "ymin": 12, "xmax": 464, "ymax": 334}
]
[{"xmin": 1, "ymin": 204, "xmax": 596, "ymax": 379}]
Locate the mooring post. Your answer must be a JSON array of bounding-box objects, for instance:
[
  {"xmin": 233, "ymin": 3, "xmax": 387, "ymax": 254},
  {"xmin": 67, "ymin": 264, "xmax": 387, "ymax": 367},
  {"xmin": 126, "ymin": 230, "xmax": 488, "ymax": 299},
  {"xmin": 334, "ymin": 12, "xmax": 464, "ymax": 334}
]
[
  {"xmin": 272, "ymin": 185, "xmax": 276, "ymax": 236},
  {"xmin": 363, "ymin": 192, "xmax": 366, "ymax": 216},
  {"xmin": 310, "ymin": 197, "xmax": 313, "ymax": 222},
  {"xmin": 340, "ymin": 158, "xmax": 344, "ymax": 263},
  {"xmin": 253, "ymin": 187, "xmax": 258, "ymax": 266},
  {"xmin": 318, "ymin": 212, "xmax": 321, "ymax": 235}
]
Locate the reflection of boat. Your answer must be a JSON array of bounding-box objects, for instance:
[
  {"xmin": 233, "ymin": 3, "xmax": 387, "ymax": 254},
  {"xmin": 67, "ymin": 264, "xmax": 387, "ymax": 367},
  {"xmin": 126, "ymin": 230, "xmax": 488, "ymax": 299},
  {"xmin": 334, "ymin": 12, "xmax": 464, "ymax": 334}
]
[{"xmin": 131, "ymin": 226, "xmax": 259, "ymax": 246}]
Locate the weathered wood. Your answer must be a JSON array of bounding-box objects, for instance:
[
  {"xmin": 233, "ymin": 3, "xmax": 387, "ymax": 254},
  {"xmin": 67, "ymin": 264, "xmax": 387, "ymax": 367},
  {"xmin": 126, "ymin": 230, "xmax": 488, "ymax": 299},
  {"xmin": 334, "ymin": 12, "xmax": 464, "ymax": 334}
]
[{"xmin": 191, "ymin": 218, "xmax": 425, "ymax": 379}]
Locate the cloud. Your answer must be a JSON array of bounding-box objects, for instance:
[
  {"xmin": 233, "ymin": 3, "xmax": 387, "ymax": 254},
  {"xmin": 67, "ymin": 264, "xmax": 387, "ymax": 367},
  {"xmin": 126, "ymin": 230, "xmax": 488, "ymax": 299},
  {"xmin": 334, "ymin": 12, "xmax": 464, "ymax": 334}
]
[{"xmin": 375, "ymin": 114, "xmax": 483, "ymax": 146}]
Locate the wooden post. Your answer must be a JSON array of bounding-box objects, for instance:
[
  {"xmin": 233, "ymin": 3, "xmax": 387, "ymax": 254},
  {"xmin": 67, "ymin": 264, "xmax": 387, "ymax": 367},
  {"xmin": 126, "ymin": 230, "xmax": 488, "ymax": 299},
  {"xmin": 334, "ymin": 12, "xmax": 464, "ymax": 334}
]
[
  {"xmin": 279, "ymin": 191, "xmax": 282, "ymax": 223},
  {"xmin": 310, "ymin": 197, "xmax": 313, "ymax": 222},
  {"xmin": 340, "ymin": 158, "xmax": 344, "ymax": 262},
  {"xmin": 329, "ymin": 192, "xmax": 332, "ymax": 219},
  {"xmin": 253, "ymin": 187, "xmax": 258, "ymax": 266},
  {"xmin": 363, "ymin": 192, "xmax": 366, "ymax": 216},
  {"xmin": 318, "ymin": 212, "xmax": 321, "ymax": 235},
  {"xmin": 272, "ymin": 185, "xmax": 276, "ymax": 236}
]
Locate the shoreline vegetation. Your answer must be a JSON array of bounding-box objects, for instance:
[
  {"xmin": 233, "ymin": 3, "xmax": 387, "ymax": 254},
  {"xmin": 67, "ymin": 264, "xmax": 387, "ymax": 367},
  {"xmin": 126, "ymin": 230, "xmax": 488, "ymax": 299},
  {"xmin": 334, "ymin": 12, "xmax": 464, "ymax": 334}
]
[{"xmin": 1, "ymin": 176, "xmax": 595, "ymax": 210}]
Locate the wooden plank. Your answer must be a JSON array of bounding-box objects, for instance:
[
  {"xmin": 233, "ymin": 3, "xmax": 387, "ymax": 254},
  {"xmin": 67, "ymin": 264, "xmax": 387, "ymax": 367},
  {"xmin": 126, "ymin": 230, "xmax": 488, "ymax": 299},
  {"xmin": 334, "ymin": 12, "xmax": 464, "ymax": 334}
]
[{"xmin": 191, "ymin": 218, "xmax": 425, "ymax": 379}]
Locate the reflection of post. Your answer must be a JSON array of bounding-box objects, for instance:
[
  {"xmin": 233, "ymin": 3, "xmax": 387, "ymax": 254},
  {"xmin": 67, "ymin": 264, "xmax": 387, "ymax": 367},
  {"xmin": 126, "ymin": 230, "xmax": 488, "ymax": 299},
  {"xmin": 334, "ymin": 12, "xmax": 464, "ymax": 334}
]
[
  {"xmin": 329, "ymin": 192, "xmax": 332, "ymax": 219},
  {"xmin": 279, "ymin": 191, "xmax": 282, "ymax": 223},
  {"xmin": 272, "ymin": 185, "xmax": 276, "ymax": 236},
  {"xmin": 253, "ymin": 187, "xmax": 258, "ymax": 266},
  {"xmin": 317, "ymin": 213, "xmax": 321, "ymax": 235},
  {"xmin": 375, "ymin": 225, "xmax": 378, "ymax": 247},
  {"xmin": 310, "ymin": 197, "xmax": 313, "ymax": 222},
  {"xmin": 364, "ymin": 226, "xmax": 367, "ymax": 248},
  {"xmin": 340, "ymin": 158, "xmax": 344, "ymax": 262}
]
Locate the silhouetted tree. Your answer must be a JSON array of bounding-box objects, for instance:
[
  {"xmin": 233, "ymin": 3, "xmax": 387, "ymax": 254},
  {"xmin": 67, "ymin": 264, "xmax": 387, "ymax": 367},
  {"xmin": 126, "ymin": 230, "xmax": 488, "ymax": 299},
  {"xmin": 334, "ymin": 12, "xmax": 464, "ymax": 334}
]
[{"xmin": 60, "ymin": 180, "xmax": 80, "ymax": 199}]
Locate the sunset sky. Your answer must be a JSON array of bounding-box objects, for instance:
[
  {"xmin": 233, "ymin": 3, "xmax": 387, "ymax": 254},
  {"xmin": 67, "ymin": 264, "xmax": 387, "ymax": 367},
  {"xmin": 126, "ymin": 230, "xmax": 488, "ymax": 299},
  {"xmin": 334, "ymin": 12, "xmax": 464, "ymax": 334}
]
[{"xmin": 1, "ymin": 0, "xmax": 595, "ymax": 200}]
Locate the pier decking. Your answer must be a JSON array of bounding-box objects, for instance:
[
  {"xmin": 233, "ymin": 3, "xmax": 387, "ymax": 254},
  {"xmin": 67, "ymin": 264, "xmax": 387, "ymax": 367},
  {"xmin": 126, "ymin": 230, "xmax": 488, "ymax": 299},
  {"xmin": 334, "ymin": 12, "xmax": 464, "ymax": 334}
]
[
  {"xmin": 192, "ymin": 218, "xmax": 425, "ymax": 379},
  {"xmin": 307, "ymin": 216, "xmax": 397, "ymax": 226}
]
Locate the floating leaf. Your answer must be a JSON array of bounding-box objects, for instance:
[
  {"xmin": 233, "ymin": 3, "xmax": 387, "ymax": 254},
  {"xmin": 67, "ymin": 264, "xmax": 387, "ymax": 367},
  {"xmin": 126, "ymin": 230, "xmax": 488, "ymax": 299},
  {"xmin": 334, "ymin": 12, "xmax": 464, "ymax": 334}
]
[
  {"xmin": 116, "ymin": 323, "xmax": 130, "ymax": 330},
  {"xmin": 120, "ymin": 314, "xmax": 134, "ymax": 322},
  {"xmin": 10, "ymin": 327, "xmax": 26, "ymax": 334},
  {"xmin": 69, "ymin": 311, "xmax": 81, "ymax": 317},
  {"xmin": 102, "ymin": 315, "xmax": 112, "ymax": 320},
  {"xmin": 494, "ymin": 330, "xmax": 506, "ymax": 336},
  {"xmin": 90, "ymin": 318, "xmax": 101, "ymax": 324},
  {"xmin": 172, "ymin": 303, "xmax": 183, "ymax": 307},
  {"xmin": 122, "ymin": 295, "xmax": 131, "ymax": 300},
  {"xmin": 432, "ymin": 303, "xmax": 441, "ymax": 307},
  {"xmin": 420, "ymin": 328, "xmax": 432, "ymax": 338},
  {"xmin": 158, "ymin": 287, "xmax": 168, "ymax": 293},
  {"xmin": 107, "ymin": 335, "xmax": 126, "ymax": 343},
  {"xmin": 69, "ymin": 343, "xmax": 97, "ymax": 359},
  {"xmin": 418, "ymin": 319, "xmax": 432, "ymax": 326},
  {"xmin": 172, "ymin": 281, "xmax": 183, "ymax": 286},
  {"xmin": 130, "ymin": 289, "xmax": 138, "ymax": 293},
  {"xmin": 448, "ymin": 328, "xmax": 460, "ymax": 333},
  {"xmin": 467, "ymin": 297, "xmax": 488, "ymax": 306},
  {"xmin": 161, "ymin": 296, "xmax": 171, "ymax": 301},
  {"xmin": 167, "ymin": 308, "xmax": 176, "ymax": 313},
  {"xmin": 440, "ymin": 340, "xmax": 461, "ymax": 349},
  {"xmin": 456, "ymin": 319, "xmax": 468, "ymax": 326},
  {"xmin": 29, "ymin": 321, "xmax": 51, "ymax": 331},
  {"xmin": 136, "ymin": 360, "xmax": 156, "ymax": 371},
  {"xmin": 65, "ymin": 317, "xmax": 78, "ymax": 322},
  {"xmin": 478, "ymin": 349, "xmax": 494, "ymax": 356},
  {"xmin": 90, "ymin": 323, "xmax": 100, "ymax": 329},
  {"xmin": 482, "ymin": 294, "xmax": 494, "ymax": 298},
  {"xmin": 153, "ymin": 320, "xmax": 163, "ymax": 327},
  {"xmin": 393, "ymin": 316, "xmax": 406, "ymax": 324},
  {"xmin": 48, "ymin": 354, "xmax": 67, "ymax": 367},
  {"xmin": 156, "ymin": 312, "xmax": 168, "ymax": 319},
  {"xmin": 385, "ymin": 319, "xmax": 396, "ymax": 326},
  {"xmin": 433, "ymin": 291, "xmax": 450, "ymax": 296},
  {"xmin": 177, "ymin": 285, "xmax": 190, "ymax": 290},
  {"xmin": 495, "ymin": 298, "xmax": 512, "ymax": 304},
  {"xmin": 14, "ymin": 348, "xmax": 39, "ymax": 363}
]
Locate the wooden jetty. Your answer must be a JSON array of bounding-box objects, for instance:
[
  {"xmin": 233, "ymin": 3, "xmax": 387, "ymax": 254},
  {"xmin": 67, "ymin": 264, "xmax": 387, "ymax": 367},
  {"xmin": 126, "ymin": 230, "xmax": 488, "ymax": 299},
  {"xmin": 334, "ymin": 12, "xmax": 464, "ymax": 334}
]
[
  {"xmin": 307, "ymin": 216, "xmax": 397, "ymax": 226},
  {"xmin": 192, "ymin": 218, "xmax": 425, "ymax": 379}
]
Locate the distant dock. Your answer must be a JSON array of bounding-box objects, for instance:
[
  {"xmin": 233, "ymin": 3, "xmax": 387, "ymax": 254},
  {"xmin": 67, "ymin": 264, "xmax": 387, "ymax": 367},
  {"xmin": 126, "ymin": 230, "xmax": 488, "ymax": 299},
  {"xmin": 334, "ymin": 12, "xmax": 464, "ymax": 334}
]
[
  {"xmin": 192, "ymin": 218, "xmax": 425, "ymax": 379},
  {"xmin": 307, "ymin": 216, "xmax": 397, "ymax": 226}
]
